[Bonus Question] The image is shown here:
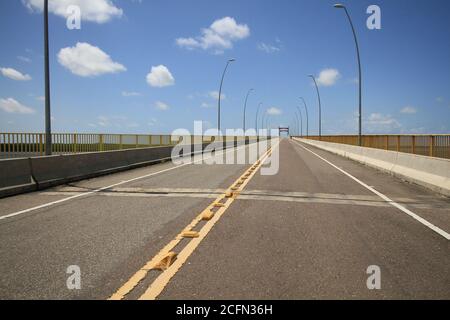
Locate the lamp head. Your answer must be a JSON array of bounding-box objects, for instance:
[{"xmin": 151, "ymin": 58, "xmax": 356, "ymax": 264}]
[
  {"xmin": 334, "ymin": 3, "xmax": 345, "ymax": 9},
  {"xmin": 228, "ymin": 58, "xmax": 236, "ymax": 62}
]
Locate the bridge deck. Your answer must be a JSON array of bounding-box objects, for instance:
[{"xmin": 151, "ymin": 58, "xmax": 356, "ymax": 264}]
[{"xmin": 0, "ymin": 139, "xmax": 449, "ymax": 299}]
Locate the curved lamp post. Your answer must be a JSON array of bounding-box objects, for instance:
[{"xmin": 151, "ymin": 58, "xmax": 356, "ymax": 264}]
[
  {"xmin": 300, "ymin": 97, "xmax": 309, "ymax": 137},
  {"xmin": 334, "ymin": 3, "xmax": 362, "ymax": 146},
  {"xmin": 255, "ymin": 102, "xmax": 263, "ymax": 134},
  {"xmin": 291, "ymin": 121, "xmax": 298, "ymax": 136},
  {"xmin": 243, "ymin": 88, "xmax": 254, "ymax": 133},
  {"xmin": 217, "ymin": 58, "xmax": 235, "ymax": 134},
  {"xmin": 295, "ymin": 107, "xmax": 303, "ymax": 137},
  {"xmin": 299, "ymin": 109, "xmax": 304, "ymax": 137},
  {"xmin": 294, "ymin": 112, "xmax": 301, "ymax": 137},
  {"xmin": 261, "ymin": 110, "xmax": 267, "ymax": 133},
  {"xmin": 264, "ymin": 112, "xmax": 271, "ymax": 132},
  {"xmin": 308, "ymin": 74, "xmax": 322, "ymax": 139}
]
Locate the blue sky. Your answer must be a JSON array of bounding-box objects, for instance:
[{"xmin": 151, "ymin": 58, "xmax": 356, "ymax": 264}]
[{"xmin": 0, "ymin": 0, "xmax": 449, "ymax": 135}]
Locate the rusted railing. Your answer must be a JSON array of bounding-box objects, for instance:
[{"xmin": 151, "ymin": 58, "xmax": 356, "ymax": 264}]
[{"xmin": 298, "ymin": 135, "xmax": 450, "ymax": 159}]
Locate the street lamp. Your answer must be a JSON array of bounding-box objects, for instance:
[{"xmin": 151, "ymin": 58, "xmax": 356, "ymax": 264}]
[
  {"xmin": 217, "ymin": 58, "xmax": 235, "ymax": 134},
  {"xmin": 255, "ymin": 102, "xmax": 263, "ymax": 134},
  {"xmin": 44, "ymin": 0, "xmax": 52, "ymax": 155},
  {"xmin": 262, "ymin": 111, "xmax": 270, "ymax": 133},
  {"xmin": 300, "ymin": 97, "xmax": 309, "ymax": 137},
  {"xmin": 296, "ymin": 108, "xmax": 303, "ymax": 137},
  {"xmin": 294, "ymin": 112, "xmax": 301, "ymax": 137},
  {"xmin": 243, "ymin": 88, "xmax": 254, "ymax": 133},
  {"xmin": 295, "ymin": 106, "xmax": 303, "ymax": 137},
  {"xmin": 291, "ymin": 121, "xmax": 298, "ymax": 136},
  {"xmin": 308, "ymin": 74, "xmax": 322, "ymax": 139},
  {"xmin": 334, "ymin": 3, "xmax": 362, "ymax": 146},
  {"xmin": 265, "ymin": 114, "xmax": 272, "ymax": 132},
  {"xmin": 261, "ymin": 110, "xmax": 267, "ymax": 133}
]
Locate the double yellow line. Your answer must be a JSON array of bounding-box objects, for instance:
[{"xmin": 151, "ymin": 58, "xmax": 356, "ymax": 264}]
[{"xmin": 109, "ymin": 140, "xmax": 278, "ymax": 300}]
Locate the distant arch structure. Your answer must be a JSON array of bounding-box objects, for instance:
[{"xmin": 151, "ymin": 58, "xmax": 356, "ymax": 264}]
[{"xmin": 279, "ymin": 127, "xmax": 290, "ymax": 136}]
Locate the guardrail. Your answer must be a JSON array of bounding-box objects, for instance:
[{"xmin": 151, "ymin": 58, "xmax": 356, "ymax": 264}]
[
  {"xmin": 0, "ymin": 136, "xmax": 265, "ymax": 198},
  {"xmin": 0, "ymin": 133, "xmax": 255, "ymax": 159},
  {"xmin": 296, "ymin": 135, "xmax": 450, "ymax": 159}
]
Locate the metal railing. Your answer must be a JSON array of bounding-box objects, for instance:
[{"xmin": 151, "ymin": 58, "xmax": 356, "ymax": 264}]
[
  {"xmin": 0, "ymin": 133, "xmax": 256, "ymax": 159},
  {"xmin": 298, "ymin": 135, "xmax": 450, "ymax": 159}
]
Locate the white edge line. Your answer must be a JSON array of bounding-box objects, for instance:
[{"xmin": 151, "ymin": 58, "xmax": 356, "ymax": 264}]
[
  {"xmin": 0, "ymin": 142, "xmax": 259, "ymax": 221},
  {"xmin": 294, "ymin": 140, "xmax": 450, "ymax": 240}
]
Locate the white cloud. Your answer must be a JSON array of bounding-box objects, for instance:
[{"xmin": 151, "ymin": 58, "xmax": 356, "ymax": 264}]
[
  {"xmin": 208, "ymin": 91, "xmax": 226, "ymax": 101},
  {"xmin": 400, "ymin": 106, "xmax": 417, "ymax": 114},
  {"xmin": 148, "ymin": 118, "xmax": 158, "ymax": 127},
  {"xmin": 96, "ymin": 115, "xmax": 137, "ymax": 128},
  {"xmin": 146, "ymin": 65, "xmax": 175, "ymax": 88},
  {"xmin": 267, "ymin": 107, "xmax": 282, "ymax": 115},
  {"xmin": 257, "ymin": 42, "xmax": 281, "ymax": 53},
  {"xmin": 97, "ymin": 116, "xmax": 110, "ymax": 127},
  {"xmin": 201, "ymin": 102, "xmax": 213, "ymax": 108},
  {"xmin": 22, "ymin": 0, "xmax": 123, "ymax": 23},
  {"xmin": 122, "ymin": 91, "xmax": 141, "ymax": 97},
  {"xmin": 348, "ymin": 77, "xmax": 359, "ymax": 84},
  {"xmin": 17, "ymin": 56, "xmax": 32, "ymax": 63},
  {"xmin": 316, "ymin": 68, "xmax": 341, "ymax": 87},
  {"xmin": 154, "ymin": 101, "xmax": 170, "ymax": 111},
  {"xmin": 176, "ymin": 17, "xmax": 250, "ymax": 54},
  {"xmin": 365, "ymin": 113, "xmax": 401, "ymax": 133},
  {"xmin": 127, "ymin": 122, "xmax": 139, "ymax": 128},
  {"xmin": 36, "ymin": 96, "xmax": 45, "ymax": 101},
  {"xmin": 436, "ymin": 97, "xmax": 444, "ymax": 103},
  {"xmin": 58, "ymin": 42, "xmax": 126, "ymax": 77},
  {"xmin": 406, "ymin": 127, "xmax": 426, "ymax": 134},
  {"xmin": 0, "ymin": 67, "xmax": 32, "ymax": 81},
  {"xmin": 0, "ymin": 98, "xmax": 35, "ymax": 114}
]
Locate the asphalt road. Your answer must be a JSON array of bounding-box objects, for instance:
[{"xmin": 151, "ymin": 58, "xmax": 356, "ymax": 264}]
[{"xmin": 0, "ymin": 139, "xmax": 449, "ymax": 300}]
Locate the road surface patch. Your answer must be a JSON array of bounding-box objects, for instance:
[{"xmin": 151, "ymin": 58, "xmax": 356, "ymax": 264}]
[
  {"xmin": 38, "ymin": 187, "xmax": 447, "ymax": 210},
  {"xmin": 109, "ymin": 140, "xmax": 280, "ymax": 300}
]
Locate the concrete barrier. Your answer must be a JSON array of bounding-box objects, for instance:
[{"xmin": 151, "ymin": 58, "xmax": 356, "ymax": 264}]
[
  {"xmin": 30, "ymin": 150, "xmax": 131, "ymax": 189},
  {"xmin": 125, "ymin": 146, "xmax": 173, "ymax": 167},
  {"xmin": 0, "ymin": 158, "xmax": 33, "ymax": 188},
  {"xmin": 295, "ymin": 138, "xmax": 450, "ymax": 197},
  {"xmin": 0, "ymin": 158, "xmax": 36, "ymax": 196},
  {"xmin": 0, "ymin": 139, "xmax": 262, "ymax": 198}
]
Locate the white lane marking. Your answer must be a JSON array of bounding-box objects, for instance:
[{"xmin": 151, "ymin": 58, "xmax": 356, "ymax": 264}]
[
  {"xmin": 294, "ymin": 140, "xmax": 450, "ymax": 240},
  {"xmin": 0, "ymin": 143, "xmax": 259, "ymax": 221}
]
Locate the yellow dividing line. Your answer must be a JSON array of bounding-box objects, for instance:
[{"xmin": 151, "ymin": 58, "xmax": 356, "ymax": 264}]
[{"xmin": 109, "ymin": 139, "xmax": 280, "ymax": 300}]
